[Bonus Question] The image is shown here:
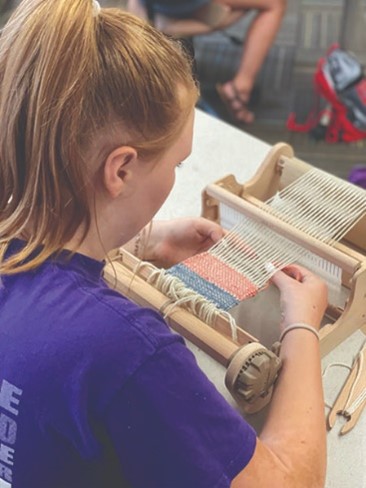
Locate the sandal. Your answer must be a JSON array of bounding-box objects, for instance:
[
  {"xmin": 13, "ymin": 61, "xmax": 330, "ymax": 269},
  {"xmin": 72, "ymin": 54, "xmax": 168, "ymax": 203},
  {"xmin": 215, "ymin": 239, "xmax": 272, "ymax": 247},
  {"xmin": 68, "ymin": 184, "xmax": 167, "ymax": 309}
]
[{"xmin": 216, "ymin": 82, "xmax": 254, "ymax": 124}]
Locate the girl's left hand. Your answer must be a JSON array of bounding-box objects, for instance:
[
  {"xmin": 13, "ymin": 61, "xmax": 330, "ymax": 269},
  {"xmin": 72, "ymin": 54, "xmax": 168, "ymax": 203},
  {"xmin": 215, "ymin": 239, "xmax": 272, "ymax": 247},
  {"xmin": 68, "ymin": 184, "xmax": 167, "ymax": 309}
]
[{"xmin": 139, "ymin": 217, "xmax": 225, "ymax": 268}]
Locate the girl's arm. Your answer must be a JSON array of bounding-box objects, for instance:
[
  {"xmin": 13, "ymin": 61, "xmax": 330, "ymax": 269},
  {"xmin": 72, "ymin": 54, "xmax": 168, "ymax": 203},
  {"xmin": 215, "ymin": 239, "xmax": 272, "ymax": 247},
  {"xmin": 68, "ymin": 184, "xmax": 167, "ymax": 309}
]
[{"xmin": 232, "ymin": 265, "xmax": 327, "ymax": 488}]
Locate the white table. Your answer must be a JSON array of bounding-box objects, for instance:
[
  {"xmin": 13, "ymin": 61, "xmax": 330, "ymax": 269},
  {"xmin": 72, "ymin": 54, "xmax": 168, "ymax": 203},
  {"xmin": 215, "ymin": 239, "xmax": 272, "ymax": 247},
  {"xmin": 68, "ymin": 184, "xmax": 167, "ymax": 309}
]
[{"xmin": 157, "ymin": 109, "xmax": 366, "ymax": 488}]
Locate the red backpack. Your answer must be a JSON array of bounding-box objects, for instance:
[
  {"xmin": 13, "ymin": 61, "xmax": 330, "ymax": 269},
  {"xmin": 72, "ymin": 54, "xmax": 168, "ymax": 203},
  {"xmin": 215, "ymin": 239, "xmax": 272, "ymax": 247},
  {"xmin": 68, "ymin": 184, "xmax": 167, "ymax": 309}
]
[{"xmin": 287, "ymin": 44, "xmax": 366, "ymax": 143}]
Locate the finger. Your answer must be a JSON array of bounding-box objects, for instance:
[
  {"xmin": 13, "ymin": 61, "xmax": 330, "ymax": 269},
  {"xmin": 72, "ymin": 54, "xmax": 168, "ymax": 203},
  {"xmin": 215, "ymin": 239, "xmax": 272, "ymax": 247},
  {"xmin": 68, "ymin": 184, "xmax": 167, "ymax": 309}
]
[
  {"xmin": 197, "ymin": 219, "xmax": 225, "ymax": 242},
  {"xmin": 270, "ymin": 269, "xmax": 296, "ymax": 288},
  {"xmin": 210, "ymin": 228, "xmax": 225, "ymax": 242},
  {"xmin": 282, "ymin": 265, "xmax": 303, "ymax": 282},
  {"xmin": 287, "ymin": 264, "xmax": 323, "ymax": 284}
]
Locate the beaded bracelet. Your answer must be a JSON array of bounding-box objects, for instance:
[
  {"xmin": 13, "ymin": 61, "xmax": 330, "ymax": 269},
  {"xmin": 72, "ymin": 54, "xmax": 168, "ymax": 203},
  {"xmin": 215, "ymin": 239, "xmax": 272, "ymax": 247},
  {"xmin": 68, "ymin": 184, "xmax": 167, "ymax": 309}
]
[{"xmin": 280, "ymin": 323, "xmax": 320, "ymax": 343}]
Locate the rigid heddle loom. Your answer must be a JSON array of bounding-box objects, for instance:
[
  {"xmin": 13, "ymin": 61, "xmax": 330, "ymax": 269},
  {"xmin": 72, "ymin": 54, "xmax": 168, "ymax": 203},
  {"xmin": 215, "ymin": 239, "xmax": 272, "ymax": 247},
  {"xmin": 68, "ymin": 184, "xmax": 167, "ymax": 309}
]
[{"xmin": 104, "ymin": 142, "xmax": 366, "ymax": 413}]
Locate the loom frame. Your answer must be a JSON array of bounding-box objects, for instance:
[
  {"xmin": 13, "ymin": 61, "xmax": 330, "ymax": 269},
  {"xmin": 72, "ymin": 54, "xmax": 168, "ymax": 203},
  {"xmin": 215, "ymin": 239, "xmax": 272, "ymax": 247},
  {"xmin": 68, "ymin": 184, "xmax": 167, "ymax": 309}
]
[
  {"xmin": 104, "ymin": 142, "xmax": 366, "ymax": 411},
  {"xmin": 201, "ymin": 142, "xmax": 366, "ymax": 356}
]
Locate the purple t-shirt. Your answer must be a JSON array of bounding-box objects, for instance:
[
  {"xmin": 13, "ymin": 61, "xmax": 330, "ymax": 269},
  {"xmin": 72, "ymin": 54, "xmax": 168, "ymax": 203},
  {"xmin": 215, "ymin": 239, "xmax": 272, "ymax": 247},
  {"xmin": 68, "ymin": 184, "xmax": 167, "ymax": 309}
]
[{"xmin": 0, "ymin": 241, "xmax": 256, "ymax": 488}]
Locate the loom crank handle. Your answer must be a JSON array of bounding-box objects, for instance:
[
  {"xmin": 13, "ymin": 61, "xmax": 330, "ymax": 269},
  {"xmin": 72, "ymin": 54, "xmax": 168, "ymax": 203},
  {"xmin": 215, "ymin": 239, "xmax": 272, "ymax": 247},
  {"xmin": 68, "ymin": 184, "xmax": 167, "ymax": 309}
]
[{"xmin": 225, "ymin": 343, "xmax": 282, "ymax": 414}]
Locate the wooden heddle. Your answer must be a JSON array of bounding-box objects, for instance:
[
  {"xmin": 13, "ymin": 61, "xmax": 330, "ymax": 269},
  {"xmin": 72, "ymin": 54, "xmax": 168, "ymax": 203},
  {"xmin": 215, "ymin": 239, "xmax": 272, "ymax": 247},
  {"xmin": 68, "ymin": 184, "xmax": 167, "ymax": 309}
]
[{"xmin": 104, "ymin": 143, "xmax": 366, "ymax": 413}]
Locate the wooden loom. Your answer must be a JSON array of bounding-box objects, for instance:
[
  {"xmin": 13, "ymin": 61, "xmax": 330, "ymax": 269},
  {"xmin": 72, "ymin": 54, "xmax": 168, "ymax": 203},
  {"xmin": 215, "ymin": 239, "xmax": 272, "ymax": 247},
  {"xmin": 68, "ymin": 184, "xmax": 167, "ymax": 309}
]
[{"xmin": 104, "ymin": 142, "xmax": 366, "ymax": 413}]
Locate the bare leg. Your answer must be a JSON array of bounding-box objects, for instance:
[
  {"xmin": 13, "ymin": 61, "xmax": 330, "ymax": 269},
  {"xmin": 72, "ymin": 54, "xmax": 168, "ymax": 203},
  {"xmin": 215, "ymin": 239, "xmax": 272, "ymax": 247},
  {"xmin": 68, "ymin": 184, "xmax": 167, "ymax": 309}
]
[
  {"xmin": 216, "ymin": 0, "xmax": 287, "ymax": 123},
  {"xmin": 155, "ymin": 15, "xmax": 216, "ymax": 37},
  {"xmin": 126, "ymin": 1, "xmax": 237, "ymax": 37}
]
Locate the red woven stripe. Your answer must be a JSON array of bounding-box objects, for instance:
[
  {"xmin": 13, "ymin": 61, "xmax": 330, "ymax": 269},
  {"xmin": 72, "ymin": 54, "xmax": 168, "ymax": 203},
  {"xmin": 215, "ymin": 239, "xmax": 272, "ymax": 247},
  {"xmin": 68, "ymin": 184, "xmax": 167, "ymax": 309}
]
[{"xmin": 183, "ymin": 252, "xmax": 258, "ymax": 301}]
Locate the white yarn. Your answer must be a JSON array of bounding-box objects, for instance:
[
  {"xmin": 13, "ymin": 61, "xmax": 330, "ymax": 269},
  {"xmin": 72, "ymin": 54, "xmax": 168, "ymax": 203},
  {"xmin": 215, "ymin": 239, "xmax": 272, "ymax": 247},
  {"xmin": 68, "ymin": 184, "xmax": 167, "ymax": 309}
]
[{"xmin": 146, "ymin": 268, "xmax": 239, "ymax": 341}]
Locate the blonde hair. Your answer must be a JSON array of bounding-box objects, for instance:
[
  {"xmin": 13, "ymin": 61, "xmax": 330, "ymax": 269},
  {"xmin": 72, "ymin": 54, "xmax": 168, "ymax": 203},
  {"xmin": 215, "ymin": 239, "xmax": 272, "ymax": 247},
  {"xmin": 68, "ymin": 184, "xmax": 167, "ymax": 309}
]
[{"xmin": 0, "ymin": 0, "xmax": 198, "ymax": 275}]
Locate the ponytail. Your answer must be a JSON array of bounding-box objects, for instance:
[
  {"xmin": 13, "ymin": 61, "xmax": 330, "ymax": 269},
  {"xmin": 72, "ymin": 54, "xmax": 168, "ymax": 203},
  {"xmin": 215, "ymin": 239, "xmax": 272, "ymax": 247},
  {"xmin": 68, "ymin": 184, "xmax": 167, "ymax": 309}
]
[{"xmin": 0, "ymin": 0, "xmax": 198, "ymax": 274}]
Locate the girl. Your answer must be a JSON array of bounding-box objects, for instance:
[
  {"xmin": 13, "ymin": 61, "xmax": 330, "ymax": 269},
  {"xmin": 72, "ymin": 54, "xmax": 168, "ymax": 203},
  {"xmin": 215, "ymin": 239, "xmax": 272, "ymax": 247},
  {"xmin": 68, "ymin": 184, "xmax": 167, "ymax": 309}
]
[{"xmin": 0, "ymin": 1, "xmax": 327, "ymax": 487}]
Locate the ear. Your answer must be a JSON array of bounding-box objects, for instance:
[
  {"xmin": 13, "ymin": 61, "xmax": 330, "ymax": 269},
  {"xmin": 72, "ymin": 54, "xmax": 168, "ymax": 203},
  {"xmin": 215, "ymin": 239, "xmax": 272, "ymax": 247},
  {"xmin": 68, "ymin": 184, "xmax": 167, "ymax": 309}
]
[{"xmin": 103, "ymin": 146, "xmax": 138, "ymax": 199}]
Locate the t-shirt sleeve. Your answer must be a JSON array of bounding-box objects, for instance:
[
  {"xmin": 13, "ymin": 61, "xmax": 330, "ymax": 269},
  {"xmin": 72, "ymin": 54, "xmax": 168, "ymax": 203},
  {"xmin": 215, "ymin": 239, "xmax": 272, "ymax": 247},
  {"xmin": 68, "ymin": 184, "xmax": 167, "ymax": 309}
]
[{"xmin": 102, "ymin": 338, "xmax": 257, "ymax": 488}]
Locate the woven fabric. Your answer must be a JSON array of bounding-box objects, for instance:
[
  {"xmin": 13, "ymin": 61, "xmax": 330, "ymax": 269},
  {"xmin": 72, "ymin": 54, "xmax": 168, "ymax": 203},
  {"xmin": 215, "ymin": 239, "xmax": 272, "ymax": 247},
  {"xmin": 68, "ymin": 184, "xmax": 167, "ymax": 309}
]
[{"xmin": 168, "ymin": 252, "xmax": 258, "ymax": 311}]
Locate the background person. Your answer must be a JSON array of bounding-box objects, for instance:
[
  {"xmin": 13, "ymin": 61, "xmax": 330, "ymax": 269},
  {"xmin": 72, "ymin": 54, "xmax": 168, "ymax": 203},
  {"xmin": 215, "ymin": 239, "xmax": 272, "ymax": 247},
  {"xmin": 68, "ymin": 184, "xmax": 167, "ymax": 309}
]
[{"xmin": 127, "ymin": 0, "xmax": 287, "ymax": 123}]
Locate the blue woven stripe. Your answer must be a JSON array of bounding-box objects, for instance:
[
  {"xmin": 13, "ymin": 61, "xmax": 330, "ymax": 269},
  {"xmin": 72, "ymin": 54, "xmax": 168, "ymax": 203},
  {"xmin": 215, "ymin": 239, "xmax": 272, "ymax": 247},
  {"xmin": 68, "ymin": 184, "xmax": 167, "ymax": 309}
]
[{"xmin": 168, "ymin": 264, "xmax": 238, "ymax": 311}]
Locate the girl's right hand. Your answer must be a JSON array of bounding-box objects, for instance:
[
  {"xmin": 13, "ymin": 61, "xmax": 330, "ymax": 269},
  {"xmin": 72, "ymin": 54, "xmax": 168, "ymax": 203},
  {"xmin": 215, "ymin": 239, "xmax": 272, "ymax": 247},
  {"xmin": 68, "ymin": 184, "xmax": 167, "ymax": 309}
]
[{"xmin": 270, "ymin": 264, "xmax": 328, "ymax": 331}]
